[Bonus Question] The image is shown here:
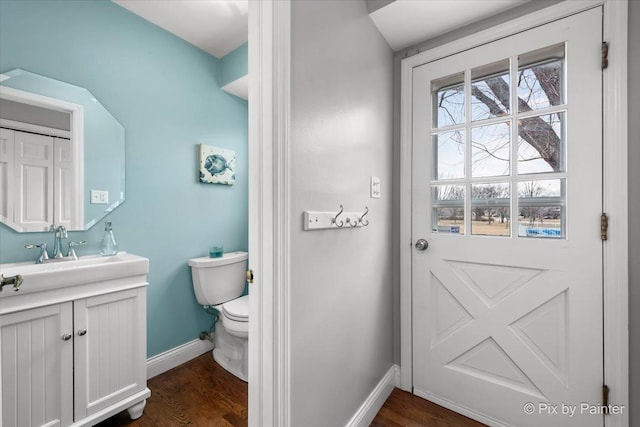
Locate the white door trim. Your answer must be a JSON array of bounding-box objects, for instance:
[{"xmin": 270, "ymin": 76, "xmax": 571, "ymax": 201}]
[
  {"xmin": 601, "ymin": 3, "xmax": 630, "ymax": 426},
  {"xmin": 248, "ymin": 1, "xmax": 292, "ymax": 426},
  {"xmin": 399, "ymin": 1, "xmax": 628, "ymax": 426}
]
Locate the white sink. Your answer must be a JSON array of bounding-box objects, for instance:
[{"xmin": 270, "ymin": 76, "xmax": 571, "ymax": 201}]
[{"xmin": 0, "ymin": 252, "xmax": 149, "ymax": 297}]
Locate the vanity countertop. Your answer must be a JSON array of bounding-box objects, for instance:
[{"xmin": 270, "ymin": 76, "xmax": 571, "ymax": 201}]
[{"xmin": 0, "ymin": 252, "xmax": 149, "ymax": 313}]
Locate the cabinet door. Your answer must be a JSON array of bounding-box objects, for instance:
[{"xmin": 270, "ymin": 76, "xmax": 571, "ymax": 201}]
[
  {"xmin": 1, "ymin": 303, "xmax": 73, "ymax": 427},
  {"xmin": 73, "ymin": 288, "xmax": 147, "ymax": 419}
]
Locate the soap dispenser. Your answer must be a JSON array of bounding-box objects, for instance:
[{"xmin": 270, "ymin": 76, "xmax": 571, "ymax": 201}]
[{"xmin": 99, "ymin": 221, "xmax": 118, "ymax": 256}]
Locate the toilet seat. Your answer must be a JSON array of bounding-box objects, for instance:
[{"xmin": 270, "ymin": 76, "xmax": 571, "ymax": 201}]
[
  {"xmin": 221, "ymin": 295, "xmax": 249, "ymax": 322},
  {"xmin": 218, "ymin": 295, "xmax": 249, "ymax": 338}
]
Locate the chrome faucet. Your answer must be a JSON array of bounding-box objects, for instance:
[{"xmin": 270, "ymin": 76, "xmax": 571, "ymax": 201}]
[
  {"xmin": 51, "ymin": 225, "xmax": 68, "ymax": 259},
  {"xmin": 25, "ymin": 226, "xmax": 87, "ymax": 264},
  {"xmin": 67, "ymin": 241, "xmax": 87, "ymax": 260},
  {"xmin": 25, "ymin": 243, "xmax": 49, "ymax": 264},
  {"xmin": 0, "ymin": 274, "xmax": 23, "ymax": 292}
]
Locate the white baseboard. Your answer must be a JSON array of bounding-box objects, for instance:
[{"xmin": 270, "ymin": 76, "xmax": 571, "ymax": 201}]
[
  {"xmin": 146, "ymin": 338, "xmax": 214, "ymax": 379},
  {"xmin": 346, "ymin": 364, "xmax": 400, "ymax": 427}
]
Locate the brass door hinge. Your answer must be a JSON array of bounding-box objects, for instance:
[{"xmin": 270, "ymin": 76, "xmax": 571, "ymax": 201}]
[
  {"xmin": 602, "ymin": 42, "xmax": 609, "ymax": 69},
  {"xmin": 246, "ymin": 269, "xmax": 254, "ymax": 284},
  {"xmin": 602, "ymin": 384, "xmax": 610, "ymax": 414},
  {"xmin": 601, "ymin": 213, "xmax": 609, "ymax": 241}
]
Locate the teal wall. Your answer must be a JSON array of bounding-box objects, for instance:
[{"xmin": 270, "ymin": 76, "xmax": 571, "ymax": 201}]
[
  {"xmin": 0, "ymin": 0, "xmax": 248, "ymax": 357},
  {"xmin": 219, "ymin": 42, "xmax": 248, "ymax": 87}
]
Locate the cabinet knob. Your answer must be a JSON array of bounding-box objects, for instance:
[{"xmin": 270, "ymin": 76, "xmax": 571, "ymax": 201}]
[
  {"xmin": 62, "ymin": 333, "xmax": 72, "ymax": 341},
  {"xmin": 77, "ymin": 329, "xmax": 87, "ymax": 336}
]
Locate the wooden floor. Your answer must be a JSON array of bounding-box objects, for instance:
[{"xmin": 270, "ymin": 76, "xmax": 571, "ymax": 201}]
[
  {"xmin": 96, "ymin": 353, "xmax": 248, "ymax": 427},
  {"xmin": 98, "ymin": 353, "xmax": 484, "ymax": 427},
  {"xmin": 371, "ymin": 389, "xmax": 486, "ymax": 427}
]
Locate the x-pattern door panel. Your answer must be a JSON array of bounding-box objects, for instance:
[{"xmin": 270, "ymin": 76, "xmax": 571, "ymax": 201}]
[{"xmin": 411, "ymin": 8, "xmax": 603, "ymax": 427}]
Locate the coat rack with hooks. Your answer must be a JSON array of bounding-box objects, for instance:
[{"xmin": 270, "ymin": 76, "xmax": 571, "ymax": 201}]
[{"xmin": 303, "ymin": 205, "xmax": 370, "ymax": 231}]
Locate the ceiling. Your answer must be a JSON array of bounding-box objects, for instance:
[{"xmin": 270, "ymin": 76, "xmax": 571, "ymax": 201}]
[
  {"xmin": 112, "ymin": 0, "xmax": 529, "ymax": 60},
  {"xmin": 369, "ymin": 0, "xmax": 530, "ymax": 51},
  {"xmin": 113, "ymin": 0, "xmax": 248, "ymax": 59}
]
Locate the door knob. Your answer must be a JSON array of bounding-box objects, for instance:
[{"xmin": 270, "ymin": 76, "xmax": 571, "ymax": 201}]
[
  {"xmin": 77, "ymin": 329, "xmax": 87, "ymax": 336},
  {"xmin": 62, "ymin": 333, "xmax": 72, "ymax": 341},
  {"xmin": 414, "ymin": 239, "xmax": 429, "ymax": 251}
]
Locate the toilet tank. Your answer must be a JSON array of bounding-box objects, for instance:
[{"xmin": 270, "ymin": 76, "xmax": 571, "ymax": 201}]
[{"xmin": 188, "ymin": 251, "xmax": 248, "ymax": 306}]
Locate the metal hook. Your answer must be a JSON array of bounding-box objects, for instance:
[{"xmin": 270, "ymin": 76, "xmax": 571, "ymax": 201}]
[
  {"xmin": 332, "ymin": 205, "xmax": 344, "ymax": 227},
  {"xmin": 346, "ymin": 217, "xmax": 358, "ymax": 228},
  {"xmin": 359, "ymin": 207, "xmax": 369, "ymax": 226}
]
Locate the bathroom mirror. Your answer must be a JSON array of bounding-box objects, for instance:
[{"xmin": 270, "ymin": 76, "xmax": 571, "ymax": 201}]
[{"xmin": 0, "ymin": 69, "xmax": 125, "ymax": 232}]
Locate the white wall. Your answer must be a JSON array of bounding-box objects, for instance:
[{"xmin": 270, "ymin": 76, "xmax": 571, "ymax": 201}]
[{"xmin": 289, "ymin": 1, "xmax": 394, "ymax": 425}]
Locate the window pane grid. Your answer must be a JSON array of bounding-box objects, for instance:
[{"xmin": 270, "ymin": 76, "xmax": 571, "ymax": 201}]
[
  {"xmin": 516, "ymin": 104, "xmax": 567, "ymax": 120},
  {"xmin": 471, "ymin": 122, "xmax": 511, "ymax": 178},
  {"xmin": 430, "ymin": 43, "xmax": 567, "ymax": 239},
  {"xmin": 471, "ymin": 59, "xmax": 510, "ymax": 122},
  {"xmin": 517, "ymin": 112, "xmax": 566, "ymax": 174},
  {"xmin": 471, "ymin": 182, "xmax": 511, "ymax": 237},
  {"xmin": 431, "ymin": 184, "xmax": 465, "ymax": 234}
]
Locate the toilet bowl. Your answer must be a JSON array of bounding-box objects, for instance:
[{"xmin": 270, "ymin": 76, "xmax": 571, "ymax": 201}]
[
  {"xmin": 212, "ymin": 295, "xmax": 248, "ymax": 381},
  {"xmin": 188, "ymin": 252, "xmax": 249, "ymax": 382}
]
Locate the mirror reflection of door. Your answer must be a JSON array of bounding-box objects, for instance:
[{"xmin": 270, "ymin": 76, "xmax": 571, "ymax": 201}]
[
  {"xmin": 0, "ymin": 99, "xmax": 78, "ymax": 232},
  {"xmin": 0, "ymin": 69, "xmax": 126, "ymax": 232}
]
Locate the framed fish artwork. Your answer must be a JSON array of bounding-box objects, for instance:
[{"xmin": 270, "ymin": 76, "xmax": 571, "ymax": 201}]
[{"xmin": 198, "ymin": 144, "xmax": 236, "ymax": 185}]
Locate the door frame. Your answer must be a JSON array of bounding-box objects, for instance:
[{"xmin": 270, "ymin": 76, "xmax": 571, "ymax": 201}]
[
  {"xmin": 248, "ymin": 1, "xmax": 292, "ymax": 426},
  {"xmin": 399, "ymin": 1, "xmax": 629, "ymax": 426}
]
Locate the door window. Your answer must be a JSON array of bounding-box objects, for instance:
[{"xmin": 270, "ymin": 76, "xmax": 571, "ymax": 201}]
[{"xmin": 430, "ymin": 43, "xmax": 567, "ymax": 238}]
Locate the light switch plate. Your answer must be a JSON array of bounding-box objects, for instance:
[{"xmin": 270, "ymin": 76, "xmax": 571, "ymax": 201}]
[
  {"xmin": 90, "ymin": 190, "xmax": 109, "ymax": 204},
  {"xmin": 370, "ymin": 177, "xmax": 381, "ymax": 199}
]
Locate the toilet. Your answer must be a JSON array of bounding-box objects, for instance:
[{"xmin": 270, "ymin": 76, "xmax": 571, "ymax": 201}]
[{"xmin": 188, "ymin": 251, "xmax": 249, "ymax": 381}]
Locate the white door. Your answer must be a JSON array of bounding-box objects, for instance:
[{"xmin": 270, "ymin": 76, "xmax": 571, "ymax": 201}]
[
  {"xmin": 1, "ymin": 303, "xmax": 74, "ymax": 427},
  {"xmin": 0, "ymin": 128, "xmax": 15, "ymax": 225},
  {"xmin": 53, "ymin": 137, "xmax": 74, "ymax": 229},
  {"xmin": 411, "ymin": 8, "xmax": 603, "ymax": 427},
  {"xmin": 13, "ymin": 130, "xmax": 54, "ymax": 232},
  {"xmin": 2, "ymin": 130, "xmax": 76, "ymax": 231}
]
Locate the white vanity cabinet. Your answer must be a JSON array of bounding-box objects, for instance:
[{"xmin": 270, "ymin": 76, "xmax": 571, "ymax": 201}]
[
  {"xmin": 73, "ymin": 288, "xmax": 147, "ymax": 421},
  {"xmin": 0, "ymin": 253, "xmax": 150, "ymax": 427},
  {"xmin": 1, "ymin": 302, "xmax": 74, "ymax": 427}
]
